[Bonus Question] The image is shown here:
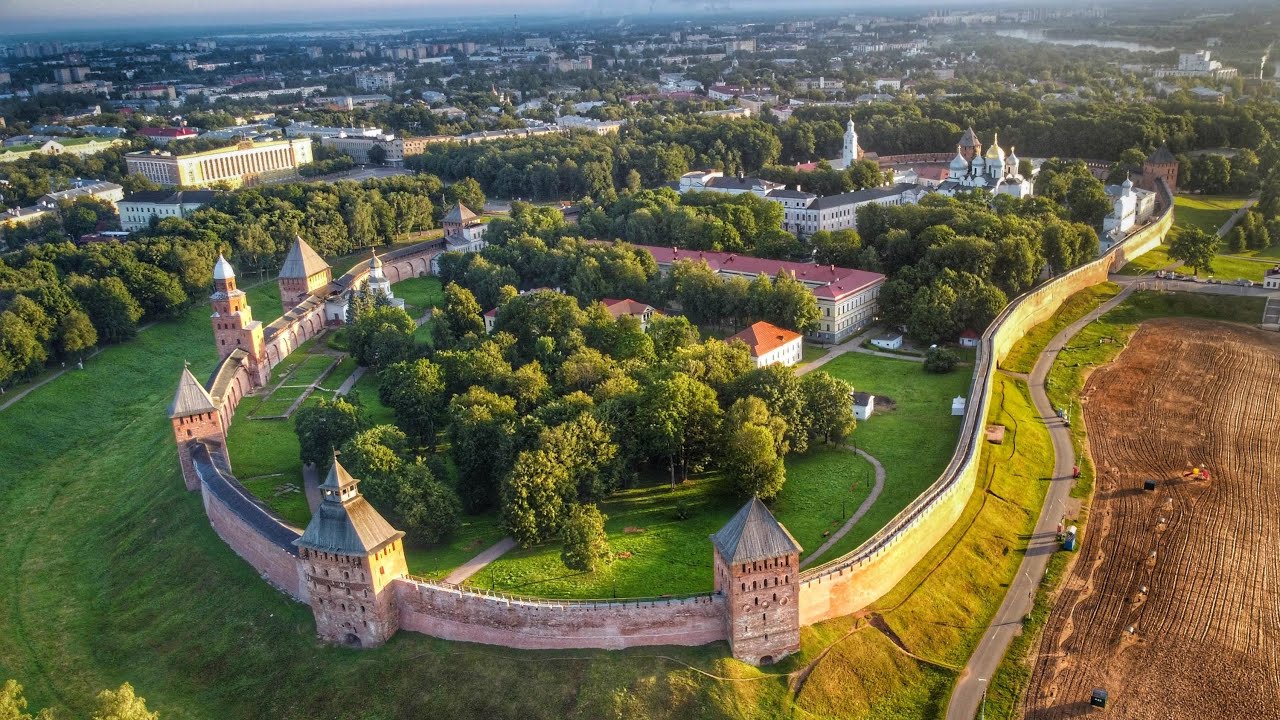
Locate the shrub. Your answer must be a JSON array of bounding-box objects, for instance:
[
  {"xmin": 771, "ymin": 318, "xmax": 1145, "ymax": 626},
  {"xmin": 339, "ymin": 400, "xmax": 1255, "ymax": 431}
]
[
  {"xmin": 924, "ymin": 346, "xmax": 959, "ymax": 374},
  {"xmin": 561, "ymin": 503, "xmax": 610, "ymax": 571}
]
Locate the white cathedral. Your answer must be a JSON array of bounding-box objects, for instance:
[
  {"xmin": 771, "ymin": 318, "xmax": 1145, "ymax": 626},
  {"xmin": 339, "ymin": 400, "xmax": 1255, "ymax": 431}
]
[{"xmin": 936, "ymin": 128, "xmax": 1033, "ymax": 198}]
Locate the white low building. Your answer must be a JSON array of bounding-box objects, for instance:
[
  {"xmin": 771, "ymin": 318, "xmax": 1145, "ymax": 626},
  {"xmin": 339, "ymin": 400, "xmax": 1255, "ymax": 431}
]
[
  {"xmin": 852, "ymin": 392, "xmax": 875, "ymax": 421},
  {"xmin": 729, "ymin": 321, "xmax": 804, "ymax": 368},
  {"xmin": 118, "ymin": 190, "xmax": 220, "ymax": 231},
  {"xmin": 1100, "ymin": 178, "xmax": 1158, "ymax": 253},
  {"xmin": 871, "ymin": 333, "xmax": 903, "ymax": 350}
]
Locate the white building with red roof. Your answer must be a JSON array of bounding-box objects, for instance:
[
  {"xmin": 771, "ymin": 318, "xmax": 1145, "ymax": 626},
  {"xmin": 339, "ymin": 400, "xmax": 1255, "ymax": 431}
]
[
  {"xmin": 633, "ymin": 245, "xmax": 885, "ymax": 344},
  {"xmin": 729, "ymin": 321, "xmax": 804, "ymax": 367},
  {"xmin": 600, "ymin": 298, "xmax": 657, "ymax": 330}
]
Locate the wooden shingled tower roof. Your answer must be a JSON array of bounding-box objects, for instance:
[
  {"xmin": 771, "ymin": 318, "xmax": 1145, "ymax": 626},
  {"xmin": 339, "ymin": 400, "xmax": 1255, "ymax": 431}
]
[
  {"xmin": 711, "ymin": 497, "xmax": 802, "ymax": 565},
  {"xmin": 279, "ymin": 236, "xmax": 330, "ymax": 279},
  {"xmin": 295, "ymin": 457, "xmax": 404, "ymax": 556},
  {"xmin": 442, "ymin": 202, "xmax": 478, "ymax": 224},
  {"xmin": 169, "ymin": 364, "xmax": 217, "ymax": 418}
]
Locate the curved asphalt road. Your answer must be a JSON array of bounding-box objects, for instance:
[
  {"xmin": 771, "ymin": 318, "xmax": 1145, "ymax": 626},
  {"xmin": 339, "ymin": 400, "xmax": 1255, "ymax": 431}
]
[{"xmin": 945, "ymin": 284, "xmax": 1138, "ymax": 720}]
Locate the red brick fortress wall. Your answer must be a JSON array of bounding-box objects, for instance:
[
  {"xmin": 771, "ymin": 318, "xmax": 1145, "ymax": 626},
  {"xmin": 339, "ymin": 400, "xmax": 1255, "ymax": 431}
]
[
  {"xmin": 394, "ymin": 579, "xmax": 727, "ymax": 650},
  {"xmin": 795, "ymin": 179, "xmax": 1174, "ymax": 625}
]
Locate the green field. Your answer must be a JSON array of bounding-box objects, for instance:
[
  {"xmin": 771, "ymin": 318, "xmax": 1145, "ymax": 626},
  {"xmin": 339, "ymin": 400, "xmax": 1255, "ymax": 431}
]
[
  {"xmin": 1173, "ymin": 194, "xmax": 1248, "ymax": 234},
  {"xmin": 813, "ymin": 353, "xmax": 974, "ymax": 561},
  {"xmin": 1000, "ymin": 283, "xmax": 1122, "ymax": 374},
  {"xmin": 792, "ymin": 373, "xmax": 1054, "ymax": 718},
  {"xmin": 468, "ymin": 445, "xmax": 874, "ymax": 598},
  {"xmin": 394, "ymin": 276, "xmax": 445, "ymax": 317},
  {"xmin": 1117, "ymin": 242, "xmax": 1175, "ymax": 275}
]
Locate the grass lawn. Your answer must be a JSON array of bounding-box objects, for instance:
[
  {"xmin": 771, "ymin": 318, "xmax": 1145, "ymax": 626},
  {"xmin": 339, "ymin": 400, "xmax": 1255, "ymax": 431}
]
[
  {"xmin": 1173, "ymin": 194, "xmax": 1248, "ymax": 234},
  {"xmin": 1200, "ymin": 254, "xmax": 1272, "ymax": 282},
  {"xmin": 791, "ymin": 373, "xmax": 1053, "ymax": 718},
  {"xmin": 404, "ymin": 512, "xmax": 508, "ymax": 581},
  {"xmin": 1000, "ymin": 283, "xmax": 1122, "ymax": 374},
  {"xmin": 349, "ymin": 367, "xmax": 395, "ymax": 425},
  {"xmin": 811, "ymin": 353, "xmax": 974, "ymax": 563},
  {"xmin": 1117, "ymin": 242, "xmax": 1175, "ymax": 275},
  {"xmin": 394, "ymin": 276, "xmax": 444, "ymax": 317},
  {"xmin": 801, "ymin": 342, "xmax": 829, "ymax": 364},
  {"xmin": 465, "ymin": 445, "xmax": 874, "ymax": 598}
]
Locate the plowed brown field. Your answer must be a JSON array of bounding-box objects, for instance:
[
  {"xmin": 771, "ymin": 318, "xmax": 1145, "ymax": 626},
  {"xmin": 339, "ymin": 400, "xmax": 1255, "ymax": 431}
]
[{"xmin": 1023, "ymin": 319, "xmax": 1280, "ymax": 719}]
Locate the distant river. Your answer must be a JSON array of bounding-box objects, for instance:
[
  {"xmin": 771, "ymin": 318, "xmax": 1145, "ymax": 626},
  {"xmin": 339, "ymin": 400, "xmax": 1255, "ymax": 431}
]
[{"xmin": 993, "ymin": 29, "xmax": 1173, "ymax": 54}]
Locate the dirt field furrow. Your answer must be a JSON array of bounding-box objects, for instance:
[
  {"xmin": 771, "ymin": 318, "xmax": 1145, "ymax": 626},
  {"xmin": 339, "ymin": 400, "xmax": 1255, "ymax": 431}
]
[{"xmin": 1024, "ymin": 319, "xmax": 1280, "ymax": 719}]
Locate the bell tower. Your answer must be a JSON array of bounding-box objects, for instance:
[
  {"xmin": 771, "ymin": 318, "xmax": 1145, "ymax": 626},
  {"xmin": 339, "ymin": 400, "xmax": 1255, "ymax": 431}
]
[
  {"xmin": 210, "ymin": 254, "xmax": 266, "ymax": 381},
  {"xmin": 295, "ymin": 456, "xmax": 408, "ymax": 648},
  {"xmin": 711, "ymin": 497, "xmax": 803, "ymax": 665},
  {"xmin": 841, "ymin": 118, "xmax": 861, "ymax": 169}
]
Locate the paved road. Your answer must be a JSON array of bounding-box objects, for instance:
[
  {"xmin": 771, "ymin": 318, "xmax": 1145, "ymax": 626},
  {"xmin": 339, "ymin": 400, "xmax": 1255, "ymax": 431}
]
[
  {"xmin": 444, "ymin": 537, "xmax": 517, "ymax": 584},
  {"xmin": 800, "ymin": 449, "xmax": 886, "ymax": 569},
  {"xmin": 946, "ymin": 284, "xmax": 1138, "ymax": 720}
]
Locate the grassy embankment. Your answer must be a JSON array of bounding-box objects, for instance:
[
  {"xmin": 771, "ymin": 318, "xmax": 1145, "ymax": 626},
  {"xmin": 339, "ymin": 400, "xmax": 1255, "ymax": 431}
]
[
  {"xmin": 981, "ymin": 289, "xmax": 1267, "ymax": 719},
  {"xmin": 0, "ymin": 274, "xmax": 1067, "ymax": 720},
  {"xmin": 787, "ymin": 372, "xmax": 1054, "ymax": 719},
  {"xmin": 999, "ymin": 282, "xmax": 1122, "ymax": 374},
  {"xmin": 1120, "ymin": 195, "xmax": 1268, "ymax": 280}
]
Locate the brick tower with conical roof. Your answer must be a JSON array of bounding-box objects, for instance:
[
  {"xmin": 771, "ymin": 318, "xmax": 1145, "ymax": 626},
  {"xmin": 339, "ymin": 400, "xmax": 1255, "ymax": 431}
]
[
  {"xmin": 169, "ymin": 363, "xmax": 226, "ymax": 491},
  {"xmin": 711, "ymin": 497, "xmax": 803, "ymax": 665},
  {"xmin": 277, "ymin": 236, "xmax": 332, "ymax": 308},
  {"xmin": 295, "ymin": 456, "xmax": 408, "ymax": 647},
  {"xmin": 1140, "ymin": 144, "xmax": 1179, "ymax": 196}
]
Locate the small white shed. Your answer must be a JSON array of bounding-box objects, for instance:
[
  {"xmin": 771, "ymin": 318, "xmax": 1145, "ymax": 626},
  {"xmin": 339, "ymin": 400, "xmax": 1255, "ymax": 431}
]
[
  {"xmin": 871, "ymin": 333, "xmax": 903, "ymax": 350},
  {"xmin": 951, "ymin": 396, "xmax": 966, "ymax": 416},
  {"xmin": 852, "ymin": 392, "xmax": 875, "ymax": 421}
]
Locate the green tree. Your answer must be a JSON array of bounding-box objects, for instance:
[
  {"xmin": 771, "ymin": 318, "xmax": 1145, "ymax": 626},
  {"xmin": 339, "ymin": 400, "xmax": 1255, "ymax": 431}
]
[
  {"xmin": 799, "ymin": 371, "xmax": 855, "ymax": 444},
  {"xmin": 0, "ymin": 679, "xmax": 54, "ymax": 720},
  {"xmin": 636, "ymin": 373, "xmax": 723, "ymax": 484},
  {"xmin": 294, "ymin": 397, "xmax": 363, "ymax": 467},
  {"xmin": 69, "ymin": 275, "xmax": 143, "ymax": 344},
  {"xmin": 57, "ymin": 307, "xmax": 98, "ymax": 359},
  {"xmin": 729, "ymin": 363, "xmax": 810, "ymax": 454},
  {"xmin": 390, "ymin": 461, "xmax": 462, "ymax": 545},
  {"xmin": 924, "ymin": 346, "xmax": 959, "ymax": 373},
  {"xmin": 347, "ymin": 305, "xmax": 417, "ymax": 368},
  {"xmin": 91, "ymin": 682, "xmax": 158, "ymax": 720},
  {"xmin": 724, "ymin": 422, "xmax": 786, "ymax": 499},
  {"xmin": 1168, "ymin": 226, "xmax": 1220, "ymax": 276},
  {"xmin": 433, "ymin": 283, "xmax": 486, "ymax": 349},
  {"xmin": 0, "ymin": 311, "xmax": 46, "ymax": 377},
  {"xmin": 366, "ymin": 144, "xmax": 388, "ymax": 166},
  {"xmin": 560, "ymin": 503, "xmax": 610, "ymax": 571},
  {"xmin": 446, "ymin": 177, "xmax": 486, "ymax": 214},
  {"xmin": 378, "ymin": 358, "xmax": 446, "ymax": 444},
  {"xmin": 448, "ymin": 387, "xmax": 518, "ymax": 512},
  {"xmin": 502, "ymin": 448, "xmax": 570, "ymax": 546}
]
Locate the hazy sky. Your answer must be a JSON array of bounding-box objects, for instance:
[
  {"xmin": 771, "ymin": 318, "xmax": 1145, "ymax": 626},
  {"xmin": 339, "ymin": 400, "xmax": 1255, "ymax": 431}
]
[{"xmin": 2, "ymin": 0, "xmax": 950, "ymax": 36}]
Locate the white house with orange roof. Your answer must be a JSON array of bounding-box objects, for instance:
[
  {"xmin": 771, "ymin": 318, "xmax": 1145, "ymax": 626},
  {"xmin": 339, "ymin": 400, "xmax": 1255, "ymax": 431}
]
[{"xmin": 729, "ymin": 321, "xmax": 804, "ymax": 368}]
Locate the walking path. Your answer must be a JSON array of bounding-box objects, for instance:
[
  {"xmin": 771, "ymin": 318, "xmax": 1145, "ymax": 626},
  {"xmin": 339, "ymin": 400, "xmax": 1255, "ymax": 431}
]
[
  {"xmin": 946, "ymin": 284, "xmax": 1138, "ymax": 720},
  {"xmin": 444, "ymin": 538, "xmax": 518, "ymax": 584},
  {"xmin": 1215, "ymin": 194, "xmax": 1258, "ymax": 238},
  {"xmin": 335, "ymin": 366, "xmax": 366, "ymax": 395},
  {"xmin": 797, "ymin": 328, "xmax": 925, "ymax": 375},
  {"xmin": 303, "ymin": 464, "xmax": 322, "ymax": 512},
  {"xmin": 800, "ymin": 448, "xmax": 886, "ymax": 569}
]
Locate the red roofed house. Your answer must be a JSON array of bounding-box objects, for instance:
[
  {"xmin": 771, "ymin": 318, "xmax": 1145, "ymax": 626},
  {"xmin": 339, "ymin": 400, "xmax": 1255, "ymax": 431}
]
[
  {"xmin": 632, "ymin": 245, "xmax": 885, "ymax": 344},
  {"xmin": 959, "ymin": 328, "xmax": 980, "ymax": 348},
  {"xmin": 483, "ymin": 306, "xmax": 499, "ymax": 334},
  {"xmin": 600, "ymin": 298, "xmax": 657, "ymax": 330},
  {"xmin": 730, "ymin": 321, "xmax": 804, "ymax": 368},
  {"xmin": 140, "ymin": 126, "xmax": 198, "ymax": 146}
]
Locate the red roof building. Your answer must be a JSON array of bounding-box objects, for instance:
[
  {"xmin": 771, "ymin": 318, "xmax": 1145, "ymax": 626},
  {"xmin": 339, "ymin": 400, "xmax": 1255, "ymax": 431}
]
[
  {"xmin": 631, "ymin": 244, "xmax": 884, "ymax": 344},
  {"xmin": 729, "ymin": 321, "xmax": 804, "ymax": 367},
  {"xmin": 140, "ymin": 127, "xmax": 198, "ymax": 145}
]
